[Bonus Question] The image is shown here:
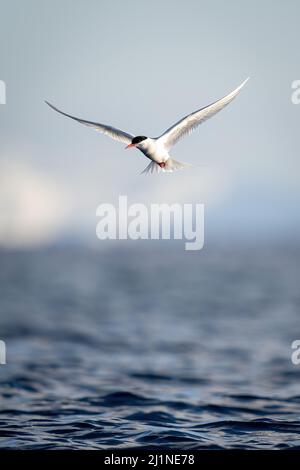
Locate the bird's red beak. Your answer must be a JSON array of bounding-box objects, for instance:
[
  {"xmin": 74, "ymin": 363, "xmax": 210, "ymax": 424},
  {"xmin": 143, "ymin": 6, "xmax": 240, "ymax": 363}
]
[{"xmin": 125, "ymin": 143, "xmax": 135, "ymax": 149}]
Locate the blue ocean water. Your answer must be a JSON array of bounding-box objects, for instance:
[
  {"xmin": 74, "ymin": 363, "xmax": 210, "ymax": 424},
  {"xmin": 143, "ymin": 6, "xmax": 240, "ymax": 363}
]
[{"xmin": 0, "ymin": 245, "xmax": 300, "ymax": 449}]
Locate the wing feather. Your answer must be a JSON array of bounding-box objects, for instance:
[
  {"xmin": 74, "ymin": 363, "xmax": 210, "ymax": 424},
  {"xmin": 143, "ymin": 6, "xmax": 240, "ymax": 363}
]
[
  {"xmin": 45, "ymin": 101, "xmax": 134, "ymax": 144},
  {"xmin": 159, "ymin": 78, "xmax": 249, "ymax": 149}
]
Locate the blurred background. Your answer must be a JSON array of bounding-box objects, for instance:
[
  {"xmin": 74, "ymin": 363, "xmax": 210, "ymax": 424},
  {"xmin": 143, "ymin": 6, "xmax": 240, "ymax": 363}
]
[
  {"xmin": 0, "ymin": 0, "xmax": 300, "ymax": 450},
  {"xmin": 0, "ymin": 0, "xmax": 300, "ymax": 247}
]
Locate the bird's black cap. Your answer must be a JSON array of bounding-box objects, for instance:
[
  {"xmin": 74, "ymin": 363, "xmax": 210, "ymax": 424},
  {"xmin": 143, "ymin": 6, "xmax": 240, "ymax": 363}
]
[{"xmin": 132, "ymin": 136, "xmax": 147, "ymax": 144}]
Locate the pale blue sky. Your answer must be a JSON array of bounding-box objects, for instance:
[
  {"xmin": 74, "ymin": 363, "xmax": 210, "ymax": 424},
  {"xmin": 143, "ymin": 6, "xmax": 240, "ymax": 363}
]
[{"xmin": 0, "ymin": 0, "xmax": 299, "ymax": 246}]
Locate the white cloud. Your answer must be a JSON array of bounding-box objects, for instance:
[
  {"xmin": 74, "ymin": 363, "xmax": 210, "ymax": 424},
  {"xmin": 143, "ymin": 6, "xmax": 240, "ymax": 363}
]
[{"xmin": 0, "ymin": 160, "xmax": 71, "ymax": 248}]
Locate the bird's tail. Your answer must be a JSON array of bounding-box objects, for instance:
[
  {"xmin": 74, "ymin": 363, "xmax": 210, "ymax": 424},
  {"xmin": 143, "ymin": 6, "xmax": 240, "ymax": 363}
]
[{"xmin": 141, "ymin": 158, "xmax": 191, "ymax": 175}]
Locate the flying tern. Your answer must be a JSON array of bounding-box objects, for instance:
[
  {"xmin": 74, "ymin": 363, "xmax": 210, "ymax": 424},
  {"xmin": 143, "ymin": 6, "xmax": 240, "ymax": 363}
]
[{"xmin": 46, "ymin": 78, "xmax": 249, "ymax": 174}]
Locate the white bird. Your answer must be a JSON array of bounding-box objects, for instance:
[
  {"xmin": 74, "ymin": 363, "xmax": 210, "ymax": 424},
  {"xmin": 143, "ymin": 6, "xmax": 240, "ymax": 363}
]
[{"xmin": 45, "ymin": 78, "xmax": 249, "ymax": 174}]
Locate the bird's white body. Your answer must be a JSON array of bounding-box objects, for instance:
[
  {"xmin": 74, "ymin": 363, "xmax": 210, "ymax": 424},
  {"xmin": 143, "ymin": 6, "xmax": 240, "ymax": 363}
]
[
  {"xmin": 46, "ymin": 78, "xmax": 249, "ymax": 174},
  {"xmin": 134, "ymin": 138, "xmax": 186, "ymax": 174},
  {"xmin": 137, "ymin": 138, "xmax": 168, "ymax": 163}
]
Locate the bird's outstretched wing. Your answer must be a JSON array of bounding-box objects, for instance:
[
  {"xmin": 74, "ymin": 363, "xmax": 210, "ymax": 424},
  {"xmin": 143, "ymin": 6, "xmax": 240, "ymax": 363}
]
[
  {"xmin": 158, "ymin": 78, "xmax": 249, "ymax": 150},
  {"xmin": 45, "ymin": 101, "xmax": 134, "ymax": 144}
]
